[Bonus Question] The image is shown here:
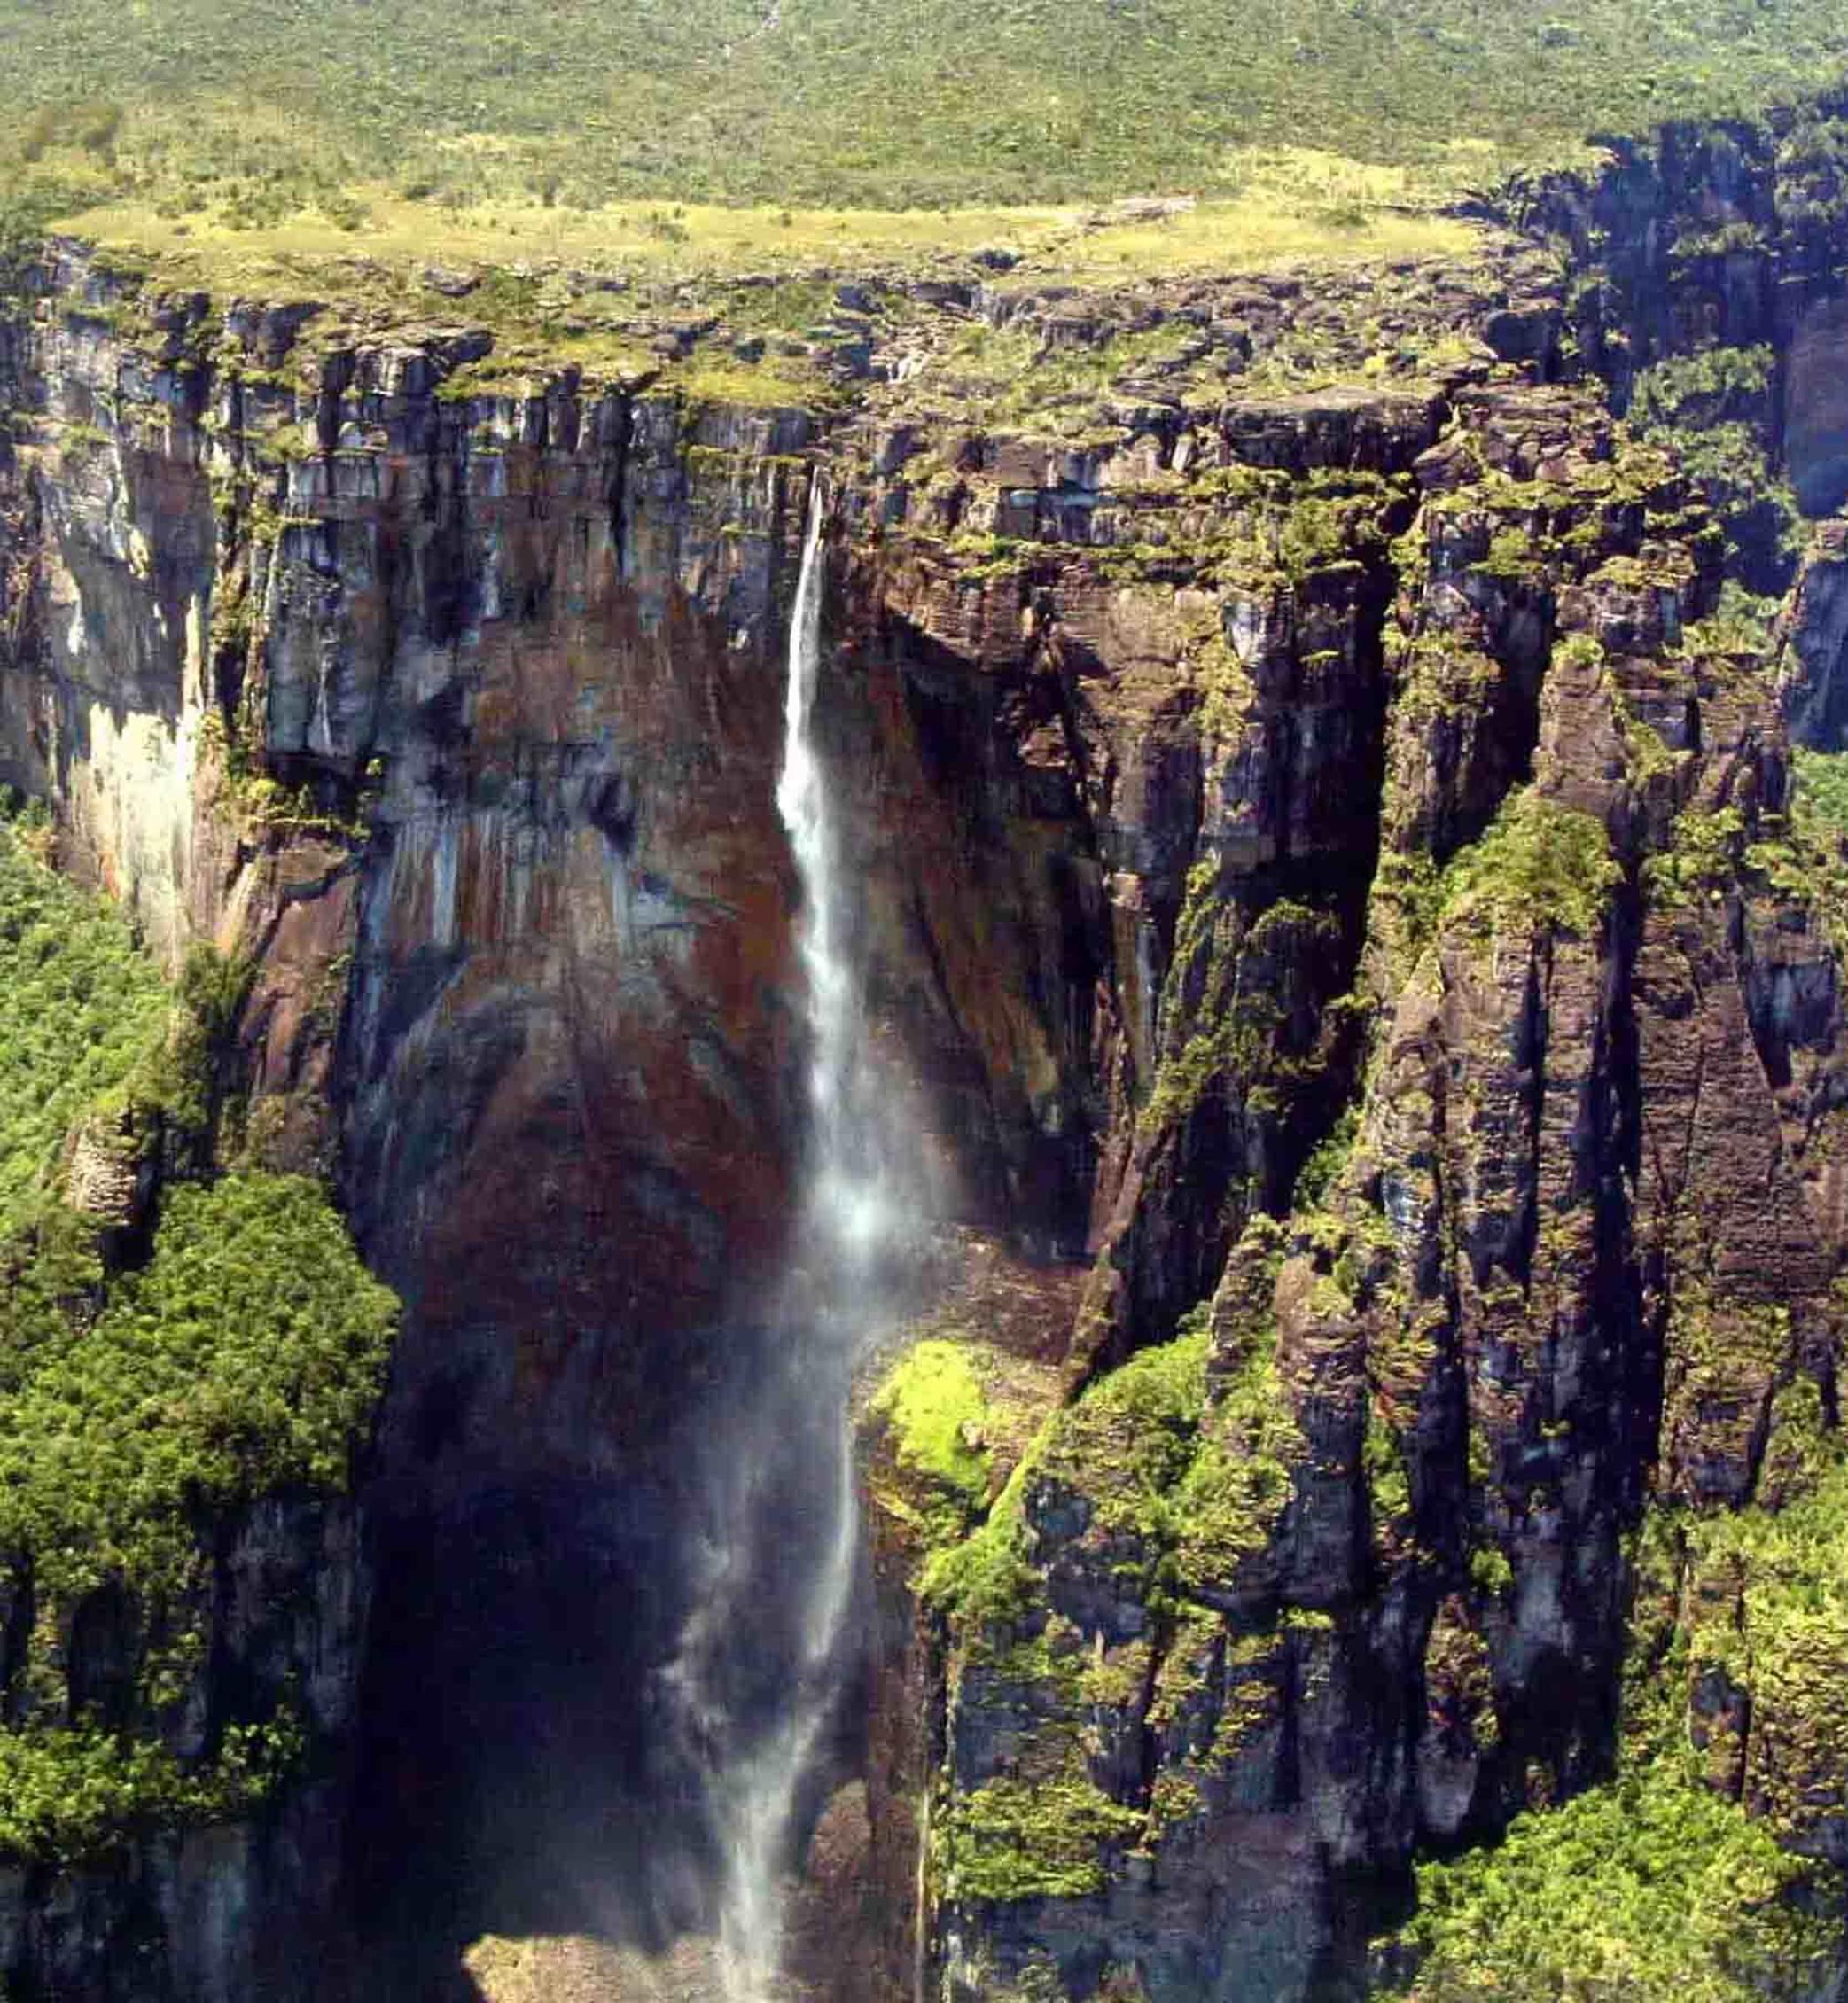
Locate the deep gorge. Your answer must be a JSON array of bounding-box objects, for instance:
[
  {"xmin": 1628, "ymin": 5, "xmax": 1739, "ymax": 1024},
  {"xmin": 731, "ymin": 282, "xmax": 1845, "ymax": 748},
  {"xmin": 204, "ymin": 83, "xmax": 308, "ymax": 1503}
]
[{"xmin": 4, "ymin": 97, "xmax": 1848, "ymax": 2002}]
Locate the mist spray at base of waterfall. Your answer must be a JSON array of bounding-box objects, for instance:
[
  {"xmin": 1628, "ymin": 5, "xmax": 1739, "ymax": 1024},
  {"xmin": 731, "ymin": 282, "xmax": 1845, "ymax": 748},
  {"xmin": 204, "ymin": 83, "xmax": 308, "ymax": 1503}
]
[{"xmin": 660, "ymin": 479, "xmax": 924, "ymax": 2003}]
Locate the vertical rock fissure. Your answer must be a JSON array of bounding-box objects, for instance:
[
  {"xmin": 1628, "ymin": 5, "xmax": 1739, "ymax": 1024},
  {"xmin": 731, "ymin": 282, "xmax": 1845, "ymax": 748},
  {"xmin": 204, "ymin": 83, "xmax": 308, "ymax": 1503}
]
[{"xmin": 606, "ymin": 391, "xmax": 633, "ymax": 581}]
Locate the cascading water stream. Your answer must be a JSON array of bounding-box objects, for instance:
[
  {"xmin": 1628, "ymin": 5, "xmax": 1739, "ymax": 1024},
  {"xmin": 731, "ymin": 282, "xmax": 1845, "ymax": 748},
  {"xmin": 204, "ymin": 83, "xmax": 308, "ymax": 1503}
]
[
  {"xmin": 698, "ymin": 478, "xmax": 912, "ymax": 2001},
  {"xmin": 775, "ymin": 480, "xmax": 902, "ymax": 1260}
]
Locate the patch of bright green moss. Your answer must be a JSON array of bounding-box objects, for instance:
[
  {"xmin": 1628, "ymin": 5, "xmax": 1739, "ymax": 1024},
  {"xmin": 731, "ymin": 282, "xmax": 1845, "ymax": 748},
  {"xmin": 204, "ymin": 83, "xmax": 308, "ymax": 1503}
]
[
  {"xmin": 920, "ymin": 1461, "xmax": 1042, "ymax": 1633},
  {"xmin": 922, "ymin": 1336, "xmax": 1213, "ymax": 1637},
  {"xmin": 873, "ymin": 1338, "xmax": 992, "ymax": 1505},
  {"xmin": 930, "ymin": 1288, "xmax": 1302, "ymax": 1636},
  {"xmin": 940, "ymin": 1775, "xmax": 1143, "ymax": 1904},
  {"xmin": 1468, "ymin": 1546, "xmax": 1514, "ymax": 1597},
  {"xmin": 1362, "ymin": 1398, "xmax": 1413, "ymax": 1527},
  {"xmin": 1172, "ymin": 1340, "xmax": 1300, "ymax": 1598},
  {"xmin": 1038, "ymin": 1333, "xmax": 1211, "ymax": 1537}
]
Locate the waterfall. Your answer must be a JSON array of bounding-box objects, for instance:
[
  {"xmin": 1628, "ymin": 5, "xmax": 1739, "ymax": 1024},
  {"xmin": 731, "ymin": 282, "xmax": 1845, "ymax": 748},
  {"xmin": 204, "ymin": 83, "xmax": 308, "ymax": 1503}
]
[
  {"xmin": 775, "ymin": 479, "xmax": 902, "ymax": 1261},
  {"xmin": 698, "ymin": 477, "xmax": 911, "ymax": 2001}
]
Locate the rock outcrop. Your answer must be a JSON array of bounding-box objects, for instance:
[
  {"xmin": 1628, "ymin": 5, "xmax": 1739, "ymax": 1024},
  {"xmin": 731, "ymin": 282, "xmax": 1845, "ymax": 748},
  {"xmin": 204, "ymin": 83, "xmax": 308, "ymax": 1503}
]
[{"xmin": 0, "ymin": 1499, "xmax": 366, "ymax": 2003}]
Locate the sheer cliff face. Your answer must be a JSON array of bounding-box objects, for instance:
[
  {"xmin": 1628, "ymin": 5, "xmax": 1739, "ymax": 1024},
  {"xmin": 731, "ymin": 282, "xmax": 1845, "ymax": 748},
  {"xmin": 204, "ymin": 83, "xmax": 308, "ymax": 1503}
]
[
  {"xmin": 858, "ymin": 125, "xmax": 1848, "ymax": 2003},
  {"xmin": 2, "ymin": 101, "xmax": 1848, "ymax": 2003},
  {"xmin": 0, "ymin": 238, "xmax": 1149, "ymax": 1984},
  {"xmin": 0, "ymin": 270, "xmax": 852, "ymax": 1976},
  {"xmin": 1, "ymin": 284, "xmax": 817, "ymax": 1421}
]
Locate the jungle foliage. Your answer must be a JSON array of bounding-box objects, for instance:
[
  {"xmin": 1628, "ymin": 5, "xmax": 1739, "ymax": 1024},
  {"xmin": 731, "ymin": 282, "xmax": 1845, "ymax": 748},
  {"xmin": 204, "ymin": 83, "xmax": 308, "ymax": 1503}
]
[
  {"xmin": 0, "ymin": 809, "xmax": 171, "ymax": 1235},
  {"xmin": 0, "ymin": 820, "xmax": 395, "ymax": 1864},
  {"xmin": 1383, "ymin": 1766, "xmax": 1843, "ymax": 2001}
]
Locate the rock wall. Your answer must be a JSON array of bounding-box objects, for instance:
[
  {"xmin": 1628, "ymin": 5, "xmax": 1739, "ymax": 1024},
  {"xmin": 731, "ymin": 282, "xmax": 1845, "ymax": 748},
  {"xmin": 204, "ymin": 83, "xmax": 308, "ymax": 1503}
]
[
  {"xmin": 0, "ymin": 250, "xmax": 830, "ymax": 1989},
  {"xmin": 850, "ymin": 105, "xmax": 1848, "ymax": 2003},
  {"xmin": 0, "ymin": 1496, "xmax": 365, "ymax": 2003}
]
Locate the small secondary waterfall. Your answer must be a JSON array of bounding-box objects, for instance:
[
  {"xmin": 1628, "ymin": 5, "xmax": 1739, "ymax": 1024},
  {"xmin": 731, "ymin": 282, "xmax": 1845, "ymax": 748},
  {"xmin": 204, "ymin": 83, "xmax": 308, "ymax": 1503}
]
[{"xmin": 689, "ymin": 478, "xmax": 913, "ymax": 2000}]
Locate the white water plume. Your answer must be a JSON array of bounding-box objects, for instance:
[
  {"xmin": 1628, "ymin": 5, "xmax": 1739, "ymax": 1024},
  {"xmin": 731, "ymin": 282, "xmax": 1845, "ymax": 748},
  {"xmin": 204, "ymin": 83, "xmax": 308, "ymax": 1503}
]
[
  {"xmin": 774, "ymin": 481, "xmax": 908, "ymax": 1266},
  {"xmin": 697, "ymin": 477, "xmax": 916, "ymax": 2001},
  {"xmin": 713, "ymin": 1417, "xmax": 859, "ymax": 1999}
]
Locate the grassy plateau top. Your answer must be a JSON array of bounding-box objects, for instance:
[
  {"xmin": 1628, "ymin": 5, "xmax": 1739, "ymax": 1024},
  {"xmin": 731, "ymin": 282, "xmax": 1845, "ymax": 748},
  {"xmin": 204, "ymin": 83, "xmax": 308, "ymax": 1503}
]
[{"xmin": 0, "ymin": 0, "xmax": 1843, "ymax": 305}]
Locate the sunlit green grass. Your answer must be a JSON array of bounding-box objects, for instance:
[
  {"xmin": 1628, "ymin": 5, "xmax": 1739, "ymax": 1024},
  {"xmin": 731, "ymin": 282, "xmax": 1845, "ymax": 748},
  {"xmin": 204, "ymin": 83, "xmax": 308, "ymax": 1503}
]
[
  {"xmin": 0, "ymin": 0, "xmax": 1844, "ymax": 223},
  {"xmin": 55, "ymin": 152, "xmax": 1483, "ymax": 314}
]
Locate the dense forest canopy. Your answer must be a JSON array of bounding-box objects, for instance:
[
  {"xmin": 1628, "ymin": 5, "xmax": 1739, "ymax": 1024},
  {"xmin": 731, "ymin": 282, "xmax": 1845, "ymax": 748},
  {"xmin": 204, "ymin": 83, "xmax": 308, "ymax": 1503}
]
[{"xmin": 0, "ymin": 817, "xmax": 397, "ymax": 1866}]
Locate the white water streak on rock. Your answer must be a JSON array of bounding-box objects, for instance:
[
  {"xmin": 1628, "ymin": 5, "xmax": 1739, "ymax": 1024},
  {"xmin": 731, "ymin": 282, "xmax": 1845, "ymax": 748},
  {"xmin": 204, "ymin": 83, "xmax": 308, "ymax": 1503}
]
[{"xmin": 713, "ymin": 479, "xmax": 907, "ymax": 2000}]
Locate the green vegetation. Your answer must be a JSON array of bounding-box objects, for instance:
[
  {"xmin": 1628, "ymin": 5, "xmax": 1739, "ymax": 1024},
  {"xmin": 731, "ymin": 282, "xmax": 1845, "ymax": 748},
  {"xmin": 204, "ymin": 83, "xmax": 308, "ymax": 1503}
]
[
  {"xmin": 1723, "ymin": 748, "xmax": 1848, "ymax": 960},
  {"xmin": 1670, "ymin": 1426, "xmax": 1848, "ymax": 1851},
  {"xmin": 1, "ymin": 1173, "xmax": 397, "ymax": 1602},
  {"xmin": 2, "ymin": 0, "xmax": 1844, "ymax": 323},
  {"xmin": 1293, "ymin": 1103, "xmax": 1359, "ymax": 1210},
  {"xmin": 0, "ymin": 1171, "xmax": 396, "ymax": 1865},
  {"xmin": 870, "ymin": 1324, "xmax": 1064, "ymax": 1588},
  {"xmin": 44, "ymin": 175, "xmax": 1475, "ymax": 378},
  {"xmin": 873, "ymin": 1339, "xmax": 992, "ymax": 1504},
  {"xmin": 1792, "ymin": 746, "xmax": 1848, "ymax": 836},
  {"xmin": 1171, "ymin": 1335, "xmax": 1301, "ymax": 1599},
  {"xmin": 1142, "ymin": 887, "xmax": 1347, "ymax": 1135},
  {"xmin": 1626, "ymin": 345, "xmax": 1801, "ymax": 585},
  {"xmin": 0, "ymin": 814, "xmax": 171, "ymax": 1233},
  {"xmin": 1667, "ymin": 746, "xmax": 1848, "ymax": 970},
  {"xmin": 0, "ymin": 0, "xmax": 1844, "ymax": 224},
  {"xmin": 1439, "ymin": 787, "xmax": 1620, "ymax": 940},
  {"xmin": 939, "ymin": 1775, "xmax": 1143, "ymax": 1903},
  {"xmin": 869, "ymin": 1336, "xmax": 997, "ymax": 1555},
  {"xmin": 1683, "ymin": 580, "xmax": 1784, "ymax": 660},
  {"xmin": 922, "ymin": 1331, "xmax": 1215, "ymax": 1617},
  {"xmin": 1384, "ymin": 1366, "xmax": 1848, "ymax": 1995},
  {"xmin": 0, "ymin": 815, "xmax": 396, "ymax": 1867},
  {"xmin": 1765, "ymin": 818, "xmax": 1848, "ymax": 979},
  {"xmin": 1038, "ymin": 1331, "xmax": 1213, "ymax": 1537},
  {"xmin": 1468, "ymin": 1545, "xmax": 1514, "ymax": 1597},
  {"xmin": 1628, "ymin": 346, "xmax": 1777, "ymax": 434},
  {"xmin": 926, "ymin": 1250, "xmax": 1299, "ymax": 1641},
  {"xmin": 1649, "ymin": 803, "xmax": 1746, "ymax": 912},
  {"xmin": 1381, "ymin": 1765, "xmax": 1843, "ymax": 2000},
  {"xmin": 1364, "ymin": 1400, "xmax": 1415, "ymax": 1527},
  {"xmin": 0, "ymin": 1715, "xmax": 305, "ymax": 1867},
  {"xmin": 919, "ymin": 1451, "xmax": 1042, "ymax": 1632}
]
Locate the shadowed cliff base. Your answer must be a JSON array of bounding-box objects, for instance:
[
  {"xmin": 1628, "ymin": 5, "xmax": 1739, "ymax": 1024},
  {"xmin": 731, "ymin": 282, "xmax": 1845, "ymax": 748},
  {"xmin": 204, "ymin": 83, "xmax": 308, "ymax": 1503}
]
[
  {"xmin": 458, "ymin": 1783, "xmax": 892, "ymax": 2003},
  {"xmin": 342, "ymin": 1307, "xmax": 884, "ymax": 1999}
]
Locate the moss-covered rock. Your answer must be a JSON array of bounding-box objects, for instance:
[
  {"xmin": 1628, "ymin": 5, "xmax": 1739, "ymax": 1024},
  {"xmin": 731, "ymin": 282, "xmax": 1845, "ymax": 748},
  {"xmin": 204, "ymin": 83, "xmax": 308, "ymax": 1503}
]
[
  {"xmin": 1376, "ymin": 1766, "xmax": 1844, "ymax": 2000},
  {"xmin": 0, "ymin": 816, "xmax": 396, "ymax": 1874},
  {"xmin": 939, "ymin": 1775, "xmax": 1144, "ymax": 1905}
]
